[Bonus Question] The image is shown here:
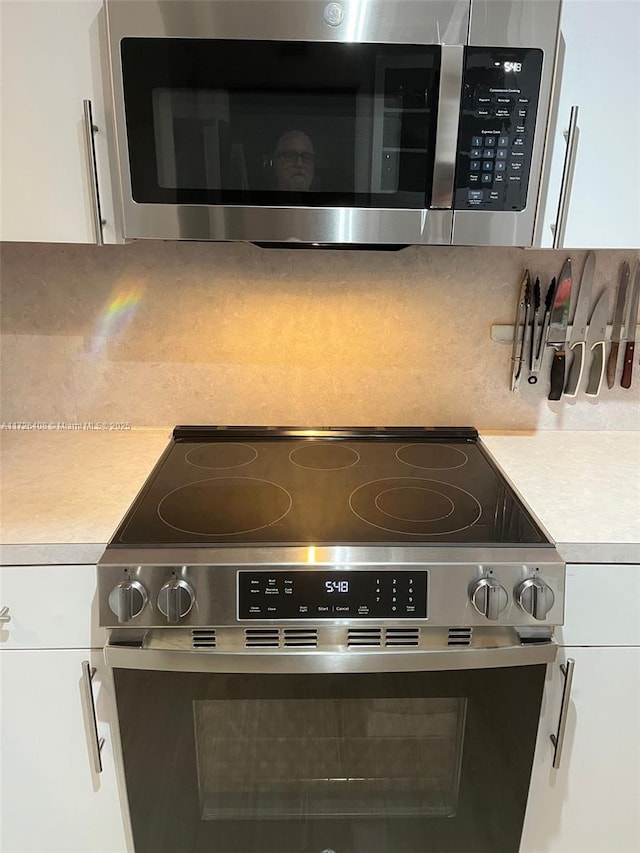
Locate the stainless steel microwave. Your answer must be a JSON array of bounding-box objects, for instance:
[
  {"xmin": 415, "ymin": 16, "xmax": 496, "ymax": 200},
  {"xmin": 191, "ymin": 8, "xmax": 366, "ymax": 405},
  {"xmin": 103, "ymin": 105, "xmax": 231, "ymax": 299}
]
[{"xmin": 103, "ymin": 0, "xmax": 562, "ymax": 247}]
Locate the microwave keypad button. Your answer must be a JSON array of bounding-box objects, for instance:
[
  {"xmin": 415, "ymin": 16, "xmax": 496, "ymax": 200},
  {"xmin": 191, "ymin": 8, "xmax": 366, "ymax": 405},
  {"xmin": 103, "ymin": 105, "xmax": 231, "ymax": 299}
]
[
  {"xmin": 470, "ymin": 147, "xmax": 482, "ymax": 158},
  {"xmin": 482, "ymin": 161, "xmax": 493, "ymax": 171},
  {"xmin": 484, "ymin": 136, "xmax": 496, "ymax": 146},
  {"xmin": 518, "ymin": 108, "xmax": 528, "ymax": 118},
  {"xmin": 482, "ymin": 148, "xmax": 495, "ymax": 158},
  {"xmin": 518, "ymin": 96, "xmax": 530, "ymax": 105},
  {"xmin": 477, "ymin": 108, "xmax": 491, "ymax": 117},
  {"xmin": 470, "ymin": 160, "xmax": 481, "ymax": 171},
  {"xmin": 495, "ymin": 161, "xmax": 506, "ymax": 171},
  {"xmin": 494, "ymin": 173, "xmax": 505, "ymax": 183},
  {"xmin": 472, "ymin": 136, "xmax": 483, "ymax": 147},
  {"xmin": 481, "ymin": 173, "xmax": 492, "ymax": 184},
  {"xmin": 516, "ymin": 124, "xmax": 526, "ymax": 134},
  {"xmin": 496, "ymin": 148, "xmax": 508, "ymax": 159},
  {"xmin": 509, "ymin": 175, "xmax": 522, "ymax": 182},
  {"xmin": 468, "ymin": 190, "xmax": 484, "ymax": 200},
  {"xmin": 498, "ymin": 136, "xmax": 509, "ymax": 146},
  {"xmin": 469, "ymin": 173, "xmax": 480, "ymax": 183},
  {"xmin": 495, "ymin": 108, "xmax": 511, "ymax": 118},
  {"xmin": 513, "ymin": 136, "xmax": 526, "ymax": 147}
]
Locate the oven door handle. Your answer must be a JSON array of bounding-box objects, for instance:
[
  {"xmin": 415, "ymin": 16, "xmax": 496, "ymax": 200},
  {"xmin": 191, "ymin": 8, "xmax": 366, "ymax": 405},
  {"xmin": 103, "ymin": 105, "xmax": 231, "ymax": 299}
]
[
  {"xmin": 104, "ymin": 640, "xmax": 557, "ymax": 674},
  {"xmin": 431, "ymin": 45, "xmax": 464, "ymax": 209}
]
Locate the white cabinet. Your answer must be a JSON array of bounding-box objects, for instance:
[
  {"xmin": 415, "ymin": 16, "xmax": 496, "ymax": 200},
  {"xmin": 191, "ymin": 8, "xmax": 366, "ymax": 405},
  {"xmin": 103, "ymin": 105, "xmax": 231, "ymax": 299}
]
[
  {"xmin": 520, "ymin": 564, "xmax": 640, "ymax": 853},
  {"xmin": 0, "ymin": 0, "xmax": 117, "ymax": 244},
  {"xmin": 0, "ymin": 564, "xmax": 129, "ymax": 852},
  {"xmin": 0, "ymin": 650, "xmax": 128, "ymax": 853},
  {"xmin": 537, "ymin": 0, "xmax": 640, "ymax": 248}
]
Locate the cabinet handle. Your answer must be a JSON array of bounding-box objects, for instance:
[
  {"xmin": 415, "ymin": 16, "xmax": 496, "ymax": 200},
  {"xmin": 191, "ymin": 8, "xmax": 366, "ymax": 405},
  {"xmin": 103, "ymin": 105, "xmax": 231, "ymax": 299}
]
[
  {"xmin": 81, "ymin": 660, "xmax": 104, "ymax": 774},
  {"xmin": 0, "ymin": 606, "xmax": 10, "ymax": 623},
  {"xmin": 551, "ymin": 106, "xmax": 579, "ymax": 249},
  {"xmin": 82, "ymin": 99, "xmax": 105, "ymax": 246},
  {"xmin": 550, "ymin": 657, "xmax": 575, "ymax": 769}
]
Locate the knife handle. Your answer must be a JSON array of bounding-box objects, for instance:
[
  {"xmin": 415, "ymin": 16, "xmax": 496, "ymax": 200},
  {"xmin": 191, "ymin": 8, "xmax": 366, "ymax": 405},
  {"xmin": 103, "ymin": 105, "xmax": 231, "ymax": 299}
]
[
  {"xmin": 548, "ymin": 348, "xmax": 566, "ymax": 401},
  {"xmin": 606, "ymin": 341, "xmax": 620, "ymax": 389},
  {"xmin": 586, "ymin": 341, "xmax": 606, "ymax": 397},
  {"xmin": 564, "ymin": 341, "xmax": 585, "ymax": 397},
  {"xmin": 621, "ymin": 341, "xmax": 635, "ymax": 388}
]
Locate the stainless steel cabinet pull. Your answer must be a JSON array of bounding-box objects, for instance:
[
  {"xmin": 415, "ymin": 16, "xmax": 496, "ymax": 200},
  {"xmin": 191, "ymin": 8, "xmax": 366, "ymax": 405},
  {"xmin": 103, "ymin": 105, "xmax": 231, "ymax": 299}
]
[
  {"xmin": 552, "ymin": 106, "xmax": 579, "ymax": 249},
  {"xmin": 81, "ymin": 660, "xmax": 104, "ymax": 774},
  {"xmin": 82, "ymin": 100, "xmax": 105, "ymax": 246},
  {"xmin": 0, "ymin": 606, "xmax": 10, "ymax": 623},
  {"xmin": 550, "ymin": 657, "xmax": 575, "ymax": 769}
]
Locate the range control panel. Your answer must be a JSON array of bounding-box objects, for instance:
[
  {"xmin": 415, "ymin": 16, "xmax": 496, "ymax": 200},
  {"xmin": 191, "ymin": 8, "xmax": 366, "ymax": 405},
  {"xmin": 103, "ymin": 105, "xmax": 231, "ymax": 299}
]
[
  {"xmin": 238, "ymin": 570, "xmax": 428, "ymax": 620},
  {"xmin": 453, "ymin": 47, "xmax": 543, "ymax": 211}
]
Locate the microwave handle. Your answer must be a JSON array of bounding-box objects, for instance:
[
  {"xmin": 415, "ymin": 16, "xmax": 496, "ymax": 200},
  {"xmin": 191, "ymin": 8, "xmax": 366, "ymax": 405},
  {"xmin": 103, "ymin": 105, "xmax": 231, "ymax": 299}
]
[
  {"xmin": 82, "ymin": 100, "xmax": 106, "ymax": 246},
  {"xmin": 431, "ymin": 45, "xmax": 464, "ymax": 209}
]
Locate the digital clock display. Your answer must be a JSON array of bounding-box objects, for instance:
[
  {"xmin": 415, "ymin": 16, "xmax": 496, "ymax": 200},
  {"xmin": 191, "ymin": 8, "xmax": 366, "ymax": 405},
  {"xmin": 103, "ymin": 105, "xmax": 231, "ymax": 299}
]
[{"xmin": 325, "ymin": 580, "xmax": 349, "ymax": 593}]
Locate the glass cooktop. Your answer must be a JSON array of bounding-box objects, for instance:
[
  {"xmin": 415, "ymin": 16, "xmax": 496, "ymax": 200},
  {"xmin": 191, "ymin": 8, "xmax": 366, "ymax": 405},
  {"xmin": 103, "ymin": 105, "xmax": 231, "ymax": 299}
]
[{"xmin": 111, "ymin": 427, "xmax": 548, "ymax": 547}]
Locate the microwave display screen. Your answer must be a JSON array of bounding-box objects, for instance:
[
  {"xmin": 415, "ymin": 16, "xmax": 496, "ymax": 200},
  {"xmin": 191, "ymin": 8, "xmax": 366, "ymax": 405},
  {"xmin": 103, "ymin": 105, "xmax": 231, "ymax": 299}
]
[{"xmin": 121, "ymin": 39, "xmax": 441, "ymax": 209}]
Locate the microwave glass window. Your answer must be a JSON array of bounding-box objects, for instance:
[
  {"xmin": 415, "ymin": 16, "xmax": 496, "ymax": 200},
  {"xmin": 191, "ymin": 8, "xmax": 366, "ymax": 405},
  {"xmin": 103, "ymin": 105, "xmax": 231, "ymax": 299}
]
[
  {"xmin": 121, "ymin": 39, "xmax": 441, "ymax": 209},
  {"xmin": 193, "ymin": 697, "xmax": 465, "ymax": 821}
]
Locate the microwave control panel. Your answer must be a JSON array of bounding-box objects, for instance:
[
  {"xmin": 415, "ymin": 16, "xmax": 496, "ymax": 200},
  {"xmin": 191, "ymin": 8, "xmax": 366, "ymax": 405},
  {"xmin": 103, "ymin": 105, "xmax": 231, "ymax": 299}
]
[{"xmin": 453, "ymin": 48, "xmax": 543, "ymax": 212}]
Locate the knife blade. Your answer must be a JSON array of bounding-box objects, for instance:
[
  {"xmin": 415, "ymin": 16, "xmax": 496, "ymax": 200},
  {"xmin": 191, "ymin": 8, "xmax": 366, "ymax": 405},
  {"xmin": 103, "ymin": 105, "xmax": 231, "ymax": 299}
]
[
  {"xmin": 564, "ymin": 252, "xmax": 596, "ymax": 397},
  {"xmin": 510, "ymin": 270, "xmax": 531, "ymax": 392},
  {"xmin": 547, "ymin": 259, "xmax": 572, "ymax": 401},
  {"xmin": 585, "ymin": 290, "xmax": 610, "ymax": 397},
  {"xmin": 621, "ymin": 261, "xmax": 640, "ymax": 389},
  {"xmin": 605, "ymin": 262, "xmax": 629, "ymax": 388}
]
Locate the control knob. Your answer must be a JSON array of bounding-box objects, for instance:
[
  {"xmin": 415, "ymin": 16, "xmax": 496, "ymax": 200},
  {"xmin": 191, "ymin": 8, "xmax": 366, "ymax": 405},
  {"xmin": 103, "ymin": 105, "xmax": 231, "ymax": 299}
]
[
  {"xmin": 108, "ymin": 580, "xmax": 148, "ymax": 623},
  {"xmin": 470, "ymin": 577, "xmax": 508, "ymax": 620},
  {"xmin": 516, "ymin": 577, "xmax": 555, "ymax": 620},
  {"xmin": 157, "ymin": 579, "xmax": 195, "ymax": 623}
]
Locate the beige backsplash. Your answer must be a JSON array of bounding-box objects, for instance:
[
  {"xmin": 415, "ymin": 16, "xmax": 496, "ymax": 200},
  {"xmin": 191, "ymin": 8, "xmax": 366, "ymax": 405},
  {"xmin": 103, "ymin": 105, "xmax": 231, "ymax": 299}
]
[{"xmin": 1, "ymin": 241, "xmax": 638, "ymax": 429}]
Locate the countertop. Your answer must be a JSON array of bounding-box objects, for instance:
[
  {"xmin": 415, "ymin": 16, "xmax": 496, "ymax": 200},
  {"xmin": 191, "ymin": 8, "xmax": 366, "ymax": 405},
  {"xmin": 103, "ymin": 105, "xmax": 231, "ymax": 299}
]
[{"xmin": 0, "ymin": 428, "xmax": 638, "ymax": 565}]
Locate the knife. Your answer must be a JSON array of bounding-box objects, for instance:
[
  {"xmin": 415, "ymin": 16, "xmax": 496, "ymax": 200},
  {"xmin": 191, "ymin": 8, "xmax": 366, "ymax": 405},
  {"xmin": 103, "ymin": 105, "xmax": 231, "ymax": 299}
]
[
  {"xmin": 510, "ymin": 270, "xmax": 531, "ymax": 392},
  {"xmin": 564, "ymin": 252, "xmax": 596, "ymax": 397},
  {"xmin": 585, "ymin": 290, "xmax": 610, "ymax": 397},
  {"xmin": 547, "ymin": 259, "xmax": 572, "ymax": 401},
  {"xmin": 621, "ymin": 261, "xmax": 640, "ymax": 389},
  {"xmin": 528, "ymin": 276, "xmax": 555, "ymax": 384},
  {"xmin": 606, "ymin": 262, "xmax": 630, "ymax": 388}
]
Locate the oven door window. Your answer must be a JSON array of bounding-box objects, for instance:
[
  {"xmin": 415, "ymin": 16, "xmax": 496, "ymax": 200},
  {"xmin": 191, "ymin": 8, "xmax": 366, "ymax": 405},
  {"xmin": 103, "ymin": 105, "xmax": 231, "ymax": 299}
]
[
  {"xmin": 114, "ymin": 666, "xmax": 545, "ymax": 853},
  {"xmin": 120, "ymin": 39, "xmax": 441, "ymax": 209}
]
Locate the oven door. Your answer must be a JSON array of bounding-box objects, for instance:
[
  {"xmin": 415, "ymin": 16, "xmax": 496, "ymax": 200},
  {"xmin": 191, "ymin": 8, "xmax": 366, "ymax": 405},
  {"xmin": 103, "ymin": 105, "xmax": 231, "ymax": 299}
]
[{"xmin": 108, "ymin": 648, "xmax": 547, "ymax": 853}]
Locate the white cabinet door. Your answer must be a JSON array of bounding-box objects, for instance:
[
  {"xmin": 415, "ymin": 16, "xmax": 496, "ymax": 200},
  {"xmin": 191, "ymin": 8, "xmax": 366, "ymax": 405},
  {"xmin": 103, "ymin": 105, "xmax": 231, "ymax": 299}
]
[
  {"xmin": 0, "ymin": 565, "xmax": 107, "ymax": 649},
  {"xmin": 537, "ymin": 0, "xmax": 640, "ymax": 248},
  {"xmin": 520, "ymin": 647, "xmax": 640, "ymax": 853},
  {"xmin": 0, "ymin": 0, "xmax": 117, "ymax": 243},
  {"xmin": 0, "ymin": 649, "xmax": 129, "ymax": 853}
]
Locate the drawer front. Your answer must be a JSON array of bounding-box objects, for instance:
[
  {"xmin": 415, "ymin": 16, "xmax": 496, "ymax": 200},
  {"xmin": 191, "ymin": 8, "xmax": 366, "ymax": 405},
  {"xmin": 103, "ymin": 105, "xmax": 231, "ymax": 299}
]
[
  {"xmin": 559, "ymin": 564, "xmax": 640, "ymax": 647},
  {"xmin": 0, "ymin": 565, "xmax": 106, "ymax": 649}
]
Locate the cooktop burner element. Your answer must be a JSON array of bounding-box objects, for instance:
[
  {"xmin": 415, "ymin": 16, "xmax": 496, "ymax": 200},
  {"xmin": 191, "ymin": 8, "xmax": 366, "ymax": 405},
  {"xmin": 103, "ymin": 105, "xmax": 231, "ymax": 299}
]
[
  {"xmin": 157, "ymin": 477, "xmax": 293, "ymax": 536},
  {"xmin": 289, "ymin": 442, "xmax": 360, "ymax": 470},
  {"xmin": 112, "ymin": 427, "xmax": 545, "ymax": 547},
  {"xmin": 185, "ymin": 442, "xmax": 258, "ymax": 469},
  {"xmin": 396, "ymin": 443, "xmax": 468, "ymax": 470},
  {"xmin": 350, "ymin": 477, "xmax": 481, "ymax": 536}
]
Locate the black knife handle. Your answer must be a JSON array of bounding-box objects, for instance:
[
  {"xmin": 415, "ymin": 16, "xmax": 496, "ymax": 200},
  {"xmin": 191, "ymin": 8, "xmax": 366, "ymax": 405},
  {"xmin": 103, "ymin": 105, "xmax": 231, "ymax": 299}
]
[
  {"xmin": 606, "ymin": 341, "xmax": 620, "ymax": 389},
  {"xmin": 621, "ymin": 341, "xmax": 635, "ymax": 388},
  {"xmin": 548, "ymin": 348, "xmax": 566, "ymax": 400}
]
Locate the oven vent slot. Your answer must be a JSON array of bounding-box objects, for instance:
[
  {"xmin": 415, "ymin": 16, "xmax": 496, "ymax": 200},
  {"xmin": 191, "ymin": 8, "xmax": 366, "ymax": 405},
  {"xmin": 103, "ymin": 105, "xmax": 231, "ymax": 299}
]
[
  {"xmin": 348, "ymin": 628, "xmax": 382, "ymax": 647},
  {"xmin": 245, "ymin": 628, "xmax": 281, "ymax": 648},
  {"xmin": 385, "ymin": 627, "xmax": 420, "ymax": 647},
  {"xmin": 191, "ymin": 629, "xmax": 217, "ymax": 649},
  {"xmin": 448, "ymin": 627, "xmax": 473, "ymax": 646},
  {"xmin": 283, "ymin": 629, "xmax": 318, "ymax": 648}
]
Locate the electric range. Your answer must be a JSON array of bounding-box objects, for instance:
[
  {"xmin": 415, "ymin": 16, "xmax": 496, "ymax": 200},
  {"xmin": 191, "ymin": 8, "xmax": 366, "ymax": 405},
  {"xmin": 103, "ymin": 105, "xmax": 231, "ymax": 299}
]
[{"xmin": 98, "ymin": 427, "xmax": 564, "ymax": 654}]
